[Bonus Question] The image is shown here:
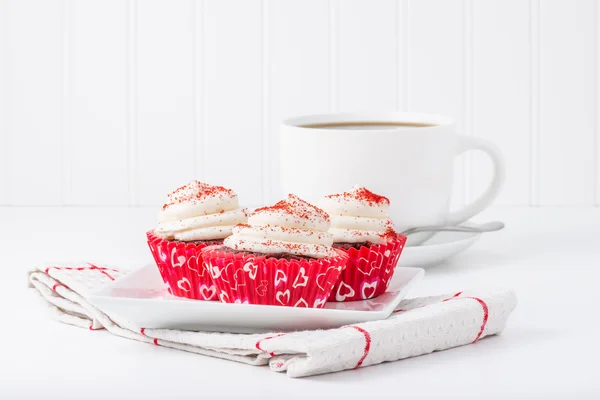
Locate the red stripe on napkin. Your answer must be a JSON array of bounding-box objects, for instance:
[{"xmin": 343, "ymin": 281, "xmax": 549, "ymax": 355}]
[
  {"xmin": 394, "ymin": 291, "xmax": 488, "ymax": 343},
  {"xmin": 348, "ymin": 326, "xmax": 371, "ymax": 369},
  {"xmin": 443, "ymin": 294, "xmax": 489, "ymax": 343},
  {"xmin": 45, "ymin": 264, "xmax": 118, "ymax": 281},
  {"xmin": 140, "ymin": 328, "xmax": 158, "ymax": 345},
  {"xmin": 442, "ymin": 291, "xmax": 463, "ymax": 301},
  {"xmin": 87, "ymin": 263, "xmax": 116, "ymax": 281},
  {"xmin": 464, "ymin": 297, "xmax": 489, "ymax": 342},
  {"xmin": 255, "ymin": 333, "xmax": 286, "ymax": 357}
]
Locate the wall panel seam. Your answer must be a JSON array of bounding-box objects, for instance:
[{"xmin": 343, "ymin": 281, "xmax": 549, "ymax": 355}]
[
  {"xmin": 403, "ymin": 0, "xmax": 409, "ymax": 111},
  {"xmin": 596, "ymin": 0, "xmax": 600, "ymax": 206},
  {"xmin": 61, "ymin": 0, "xmax": 72, "ymax": 206},
  {"xmin": 464, "ymin": 0, "xmax": 473, "ymax": 204},
  {"xmin": 2, "ymin": 0, "xmax": 9, "ymax": 205},
  {"xmin": 194, "ymin": 0, "xmax": 205, "ymax": 182},
  {"xmin": 529, "ymin": 0, "xmax": 540, "ymax": 206},
  {"xmin": 127, "ymin": 0, "xmax": 138, "ymax": 206},
  {"xmin": 261, "ymin": 0, "xmax": 270, "ymax": 204},
  {"xmin": 329, "ymin": 0, "xmax": 339, "ymax": 112}
]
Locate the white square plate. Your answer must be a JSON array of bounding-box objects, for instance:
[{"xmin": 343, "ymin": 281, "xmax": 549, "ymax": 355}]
[{"xmin": 89, "ymin": 264, "xmax": 424, "ymax": 333}]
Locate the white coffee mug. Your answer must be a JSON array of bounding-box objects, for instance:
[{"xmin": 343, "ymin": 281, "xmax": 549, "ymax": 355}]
[{"xmin": 279, "ymin": 112, "xmax": 505, "ymax": 245}]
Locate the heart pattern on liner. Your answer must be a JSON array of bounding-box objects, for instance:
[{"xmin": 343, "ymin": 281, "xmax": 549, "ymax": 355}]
[
  {"xmin": 159, "ymin": 248, "xmax": 168, "ymax": 262},
  {"xmin": 356, "ymin": 250, "xmax": 384, "ymax": 276},
  {"xmin": 292, "ymin": 267, "xmax": 309, "ymax": 288},
  {"xmin": 243, "ymin": 262, "xmax": 258, "ymax": 280},
  {"xmin": 276, "ymin": 290, "xmax": 291, "ymax": 306},
  {"xmin": 171, "ymin": 247, "xmax": 187, "ymax": 268},
  {"xmin": 198, "ymin": 284, "xmax": 217, "ymax": 300},
  {"xmin": 274, "ymin": 269, "xmax": 287, "ymax": 287},
  {"xmin": 186, "ymin": 254, "xmax": 204, "ymax": 278},
  {"xmin": 361, "ymin": 279, "xmax": 379, "ymax": 300},
  {"xmin": 329, "ymin": 235, "xmax": 407, "ymax": 302},
  {"xmin": 294, "ymin": 298, "xmax": 309, "ymax": 308},
  {"xmin": 209, "ymin": 264, "xmax": 222, "ymax": 279},
  {"xmin": 177, "ymin": 277, "xmax": 191, "ymax": 292},
  {"xmin": 313, "ymin": 297, "xmax": 327, "ymax": 309},
  {"xmin": 219, "ymin": 291, "xmax": 229, "ymax": 303},
  {"xmin": 212, "ymin": 261, "xmax": 233, "ymax": 282},
  {"xmin": 335, "ymin": 282, "xmax": 356, "ymax": 301},
  {"xmin": 255, "ymin": 280, "xmax": 268, "ymax": 296},
  {"xmin": 231, "ymin": 268, "xmax": 247, "ymax": 291},
  {"xmin": 201, "ymin": 247, "xmax": 348, "ymax": 308},
  {"xmin": 316, "ymin": 266, "xmax": 341, "ymax": 291},
  {"xmin": 146, "ymin": 232, "xmax": 219, "ymax": 301}
]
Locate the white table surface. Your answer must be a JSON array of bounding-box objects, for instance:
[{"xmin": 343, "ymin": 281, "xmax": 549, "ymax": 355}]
[{"xmin": 2, "ymin": 206, "xmax": 600, "ymax": 399}]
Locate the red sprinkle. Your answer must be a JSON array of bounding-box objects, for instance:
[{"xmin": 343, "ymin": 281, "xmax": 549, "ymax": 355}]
[
  {"xmin": 378, "ymin": 227, "xmax": 398, "ymax": 241},
  {"xmin": 162, "ymin": 181, "xmax": 235, "ymax": 210},
  {"xmin": 326, "ymin": 187, "xmax": 390, "ymax": 206},
  {"xmin": 253, "ymin": 194, "xmax": 330, "ymax": 222},
  {"xmin": 261, "ymin": 240, "xmax": 317, "ymax": 253},
  {"xmin": 236, "ymin": 224, "xmax": 317, "ymax": 236}
]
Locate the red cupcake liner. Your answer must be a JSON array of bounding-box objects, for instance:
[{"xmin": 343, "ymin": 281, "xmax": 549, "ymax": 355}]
[
  {"xmin": 201, "ymin": 247, "xmax": 348, "ymax": 308},
  {"xmin": 329, "ymin": 234, "xmax": 407, "ymax": 302},
  {"xmin": 146, "ymin": 231, "xmax": 218, "ymax": 301}
]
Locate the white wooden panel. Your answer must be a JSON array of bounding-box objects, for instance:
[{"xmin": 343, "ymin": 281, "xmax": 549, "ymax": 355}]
[
  {"xmin": 397, "ymin": 0, "xmax": 408, "ymax": 111},
  {"xmin": 338, "ymin": 0, "xmax": 397, "ymax": 111},
  {"xmin": 6, "ymin": 0, "xmax": 62, "ymax": 205},
  {"xmin": 598, "ymin": 0, "xmax": 600, "ymax": 207},
  {"xmin": 136, "ymin": 0, "xmax": 195, "ymax": 206},
  {"xmin": 0, "ymin": 0, "xmax": 8, "ymax": 204},
  {"xmin": 203, "ymin": 0, "xmax": 262, "ymax": 206},
  {"xmin": 69, "ymin": 0, "xmax": 128, "ymax": 205},
  {"xmin": 539, "ymin": 0, "xmax": 595, "ymax": 205},
  {"xmin": 530, "ymin": 0, "xmax": 540, "ymax": 206},
  {"xmin": 127, "ymin": 0, "xmax": 137, "ymax": 206},
  {"xmin": 471, "ymin": 0, "xmax": 531, "ymax": 206},
  {"xmin": 407, "ymin": 0, "xmax": 466, "ymax": 207},
  {"xmin": 268, "ymin": 0, "xmax": 330, "ymax": 202}
]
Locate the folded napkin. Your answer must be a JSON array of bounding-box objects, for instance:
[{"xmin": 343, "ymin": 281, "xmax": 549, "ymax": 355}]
[{"xmin": 29, "ymin": 263, "xmax": 517, "ymax": 378}]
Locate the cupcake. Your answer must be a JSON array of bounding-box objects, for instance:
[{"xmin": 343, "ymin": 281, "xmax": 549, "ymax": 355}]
[
  {"xmin": 146, "ymin": 180, "xmax": 248, "ymax": 300},
  {"xmin": 318, "ymin": 186, "xmax": 406, "ymax": 301},
  {"xmin": 201, "ymin": 194, "xmax": 348, "ymax": 308}
]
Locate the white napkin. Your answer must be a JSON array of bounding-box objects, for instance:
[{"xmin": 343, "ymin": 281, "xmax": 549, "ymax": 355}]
[{"xmin": 28, "ymin": 263, "xmax": 517, "ymax": 378}]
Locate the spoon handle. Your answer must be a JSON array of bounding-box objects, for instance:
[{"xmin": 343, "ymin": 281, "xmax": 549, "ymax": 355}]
[
  {"xmin": 402, "ymin": 226, "xmax": 480, "ymax": 235},
  {"xmin": 401, "ymin": 221, "xmax": 504, "ymax": 236}
]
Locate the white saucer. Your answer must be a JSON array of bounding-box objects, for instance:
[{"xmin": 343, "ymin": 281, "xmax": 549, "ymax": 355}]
[
  {"xmin": 399, "ymin": 226, "xmax": 481, "ymax": 269},
  {"xmin": 89, "ymin": 264, "xmax": 424, "ymax": 333}
]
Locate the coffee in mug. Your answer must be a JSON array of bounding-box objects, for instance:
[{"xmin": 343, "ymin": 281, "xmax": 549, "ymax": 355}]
[{"xmin": 301, "ymin": 121, "xmax": 438, "ymax": 130}]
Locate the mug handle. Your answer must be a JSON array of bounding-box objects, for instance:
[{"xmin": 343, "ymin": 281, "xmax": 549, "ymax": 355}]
[{"xmin": 445, "ymin": 136, "xmax": 506, "ymax": 226}]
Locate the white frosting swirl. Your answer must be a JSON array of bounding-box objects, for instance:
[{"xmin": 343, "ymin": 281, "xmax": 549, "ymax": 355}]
[
  {"xmin": 224, "ymin": 194, "xmax": 336, "ymax": 259},
  {"xmin": 154, "ymin": 181, "xmax": 247, "ymax": 241},
  {"xmin": 318, "ymin": 186, "xmax": 396, "ymax": 244}
]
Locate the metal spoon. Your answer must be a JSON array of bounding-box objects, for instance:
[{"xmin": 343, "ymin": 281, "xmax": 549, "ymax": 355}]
[{"xmin": 400, "ymin": 221, "xmax": 505, "ymax": 236}]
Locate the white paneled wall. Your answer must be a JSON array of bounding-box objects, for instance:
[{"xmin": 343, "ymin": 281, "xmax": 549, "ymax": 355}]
[
  {"xmin": 472, "ymin": 0, "xmax": 531, "ymax": 206},
  {"xmin": 1, "ymin": 0, "xmax": 599, "ymax": 207}
]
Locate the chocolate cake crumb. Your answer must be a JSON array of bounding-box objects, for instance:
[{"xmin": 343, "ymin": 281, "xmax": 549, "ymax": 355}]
[
  {"xmin": 175, "ymin": 239, "xmax": 225, "ymax": 246},
  {"xmin": 213, "ymin": 246, "xmax": 318, "ymax": 261},
  {"xmin": 333, "ymin": 242, "xmax": 372, "ymax": 251}
]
